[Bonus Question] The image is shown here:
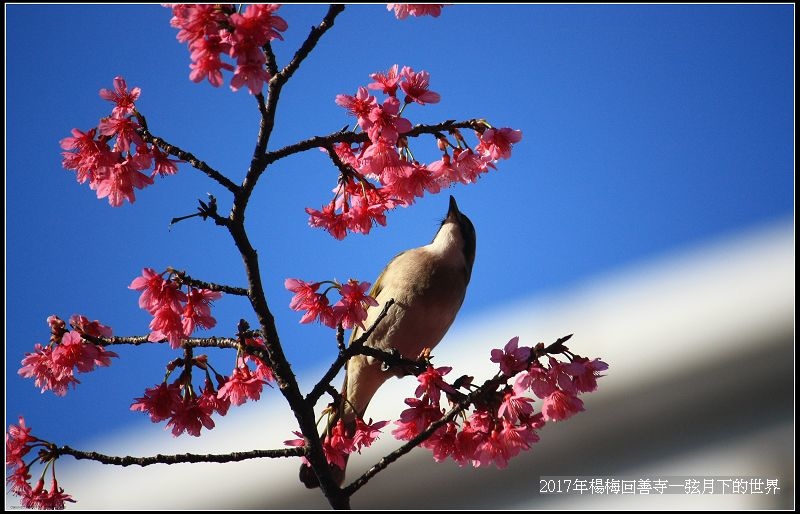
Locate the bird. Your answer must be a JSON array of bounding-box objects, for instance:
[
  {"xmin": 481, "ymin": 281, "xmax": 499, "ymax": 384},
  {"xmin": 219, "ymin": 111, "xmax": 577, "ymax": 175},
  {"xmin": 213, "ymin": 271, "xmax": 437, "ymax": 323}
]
[{"xmin": 301, "ymin": 195, "xmax": 476, "ymax": 488}]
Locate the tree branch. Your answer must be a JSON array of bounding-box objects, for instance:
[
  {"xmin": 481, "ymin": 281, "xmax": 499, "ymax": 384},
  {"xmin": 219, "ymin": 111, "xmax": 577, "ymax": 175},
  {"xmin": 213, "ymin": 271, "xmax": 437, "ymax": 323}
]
[
  {"xmin": 249, "ymin": 92, "xmax": 271, "ymax": 176},
  {"xmin": 168, "ymin": 268, "xmax": 249, "ymax": 296},
  {"xmin": 238, "ymin": 4, "xmax": 346, "ymax": 218},
  {"xmin": 275, "ymin": 5, "xmax": 346, "ymax": 87},
  {"xmin": 53, "ymin": 445, "xmax": 304, "ymax": 467},
  {"xmin": 305, "ymin": 299, "xmax": 396, "ymax": 406},
  {"xmin": 81, "ymin": 334, "xmax": 238, "ymax": 348},
  {"xmin": 134, "ymin": 111, "xmax": 240, "ymax": 194},
  {"xmin": 264, "ymin": 119, "xmax": 488, "ymax": 166},
  {"xmin": 263, "ymin": 42, "xmax": 279, "ymax": 77}
]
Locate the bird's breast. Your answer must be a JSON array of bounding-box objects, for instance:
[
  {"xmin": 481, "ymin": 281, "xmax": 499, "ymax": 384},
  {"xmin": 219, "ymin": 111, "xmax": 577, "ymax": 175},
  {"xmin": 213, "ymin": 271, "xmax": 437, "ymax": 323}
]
[{"xmin": 365, "ymin": 248, "xmax": 469, "ymax": 360}]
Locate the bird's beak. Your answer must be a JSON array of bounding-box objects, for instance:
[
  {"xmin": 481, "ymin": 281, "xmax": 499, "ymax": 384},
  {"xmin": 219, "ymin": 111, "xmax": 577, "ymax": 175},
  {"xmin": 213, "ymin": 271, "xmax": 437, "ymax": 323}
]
[{"xmin": 447, "ymin": 195, "xmax": 460, "ymax": 219}]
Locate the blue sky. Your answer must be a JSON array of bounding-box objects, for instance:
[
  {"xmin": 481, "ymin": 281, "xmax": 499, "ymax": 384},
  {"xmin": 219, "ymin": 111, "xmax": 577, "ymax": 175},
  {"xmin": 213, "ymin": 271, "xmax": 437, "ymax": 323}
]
[{"xmin": 5, "ymin": 5, "xmax": 793, "ymax": 447}]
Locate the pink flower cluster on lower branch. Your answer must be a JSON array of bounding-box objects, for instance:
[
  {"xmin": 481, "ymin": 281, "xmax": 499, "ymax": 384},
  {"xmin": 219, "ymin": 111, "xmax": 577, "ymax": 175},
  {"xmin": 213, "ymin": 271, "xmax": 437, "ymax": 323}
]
[
  {"xmin": 393, "ymin": 338, "xmax": 608, "ymax": 469},
  {"xmin": 285, "ymin": 418, "xmax": 389, "ymax": 470},
  {"xmin": 6, "ymin": 417, "xmax": 75, "ymax": 509}
]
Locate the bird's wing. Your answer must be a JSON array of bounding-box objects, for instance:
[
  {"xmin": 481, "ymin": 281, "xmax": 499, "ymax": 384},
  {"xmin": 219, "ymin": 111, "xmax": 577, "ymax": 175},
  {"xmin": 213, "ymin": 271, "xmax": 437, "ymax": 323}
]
[{"xmin": 348, "ymin": 250, "xmax": 405, "ymax": 344}]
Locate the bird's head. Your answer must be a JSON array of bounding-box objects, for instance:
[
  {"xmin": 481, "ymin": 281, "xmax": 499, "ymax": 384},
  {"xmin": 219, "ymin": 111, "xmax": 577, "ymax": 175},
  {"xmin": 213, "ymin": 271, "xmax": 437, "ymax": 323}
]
[{"xmin": 432, "ymin": 195, "xmax": 476, "ymax": 276}]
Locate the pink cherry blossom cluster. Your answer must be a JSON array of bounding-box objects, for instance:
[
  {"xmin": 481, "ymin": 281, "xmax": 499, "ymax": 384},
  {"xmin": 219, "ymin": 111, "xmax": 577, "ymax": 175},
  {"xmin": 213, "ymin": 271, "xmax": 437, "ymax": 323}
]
[
  {"xmin": 129, "ymin": 268, "xmax": 222, "ymax": 349},
  {"xmin": 60, "ymin": 77, "xmax": 182, "ymax": 207},
  {"xmin": 307, "ymin": 64, "xmax": 522, "ymax": 239},
  {"xmin": 6, "ymin": 417, "xmax": 75, "ymax": 509},
  {"xmin": 285, "ymin": 278, "xmax": 378, "ymax": 330},
  {"xmin": 131, "ymin": 339, "xmax": 274, "ymax": 437},
  {"xmin": 285, "ymin": 418, "xmax": 389, "ymax": 470},
  {"xmin": 18, "ymin": 315, "xmax": 118, "ymax": 397},
  {"xmin": 166, "ymin": 4, "xmax": 287, "ymax": 94},
  {"xmin": 388, "ymin": 4, "xmax": 448, "ymax": 19},
  {"xmin": 392, "ymin": 337, "xmax": 608, "ymax": 469}
]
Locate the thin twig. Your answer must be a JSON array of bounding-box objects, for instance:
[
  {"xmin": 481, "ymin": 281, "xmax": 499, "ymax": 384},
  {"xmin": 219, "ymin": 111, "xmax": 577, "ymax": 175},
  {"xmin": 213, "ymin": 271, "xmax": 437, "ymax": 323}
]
[
  {"xmin": 236, "ymin": 5, "xmax": 345, "ymax": 226},
  {"xmin": 264, "ymin": 119, "xmax": 487, "ymax": 166},
  {"xmin": 168, "ymin": 268, "xmax": 249, "ymax": 296},
  {"xmin": 274, "ymin": 5, "xmax": 346, "ymax": 86},
  {"xmin": 134, "ymin": 112, "xmax": 239, "ymax": 194},
  {"xmin": 53, "ymin": 445, "xmax": 304, "ymax": 467}
]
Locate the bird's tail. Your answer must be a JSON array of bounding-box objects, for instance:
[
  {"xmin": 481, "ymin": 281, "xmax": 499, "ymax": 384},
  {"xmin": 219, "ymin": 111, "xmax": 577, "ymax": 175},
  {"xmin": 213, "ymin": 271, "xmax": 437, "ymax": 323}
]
[
  {"xmin": 299, "ymin": 353, "xmax": 386, "ymax": 489},
  {"xmin": 299, "ymin": 370, "xmax": 357, "ymax": 489},
  {"xmin": 298, "ymin": 410, "xmax": 354, "ymax": 489}
]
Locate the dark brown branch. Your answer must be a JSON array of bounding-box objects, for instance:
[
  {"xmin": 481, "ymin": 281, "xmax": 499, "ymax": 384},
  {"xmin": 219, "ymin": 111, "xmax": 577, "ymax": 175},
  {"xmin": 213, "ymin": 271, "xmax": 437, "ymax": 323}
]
[
  {"xmin": 225, "ymin": 216, "xmax": 348, "ymax": 506},
  {"xmin": 263, "ymin": 42, "xmax": 279, "ymax": 77},
  {"xmin": 275, "ymin": 5, "xmax": 346, "ymax": 86},
  {"xmin": 81, "ymin": 334, "xmax": 238, "ymax": 348},
  {"xmin": 167, "ymin": 268, "xmax": 249, "ymax": 296},
  {"xmin": 53, "ymin": 445, "xmax": 303, "ymax": 467},
  {"xmin": 356, "ymin": 346, "xmax": 427, "ymax": 373},
  {"xmin": 264, "ymin": 119, "xmax": 487, "ymax": 166},
  {"xmin": 238, "ymin": 5, "xmax": 346, "ymax": 217},
  {"xmin": 323, "ymin": 143, "xmax": 356, "ymax": 177},
  {"xmin": 250, "ymin": 92, "xmax": 270, "ymax": 174},
  {"xmin": 221, "ymin": 10, "xmax": 350, "ymax": 506},
  {"xmin": 336, "ymin": 324, "xmax": 346, "ymax": 352},
  {"xmin": 305, "ymin": 299, "xmax": 396, "ymax": 406},
  {"xmin": 134, "ymin": 112, "xmax": 239, "ymax": 194}
]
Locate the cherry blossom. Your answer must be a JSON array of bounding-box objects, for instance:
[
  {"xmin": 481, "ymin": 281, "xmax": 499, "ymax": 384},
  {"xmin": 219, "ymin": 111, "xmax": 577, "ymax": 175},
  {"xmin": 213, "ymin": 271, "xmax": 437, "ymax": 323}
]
[
  {"xmin": 322, "ymin": 420, "xmax": 354, "ymax": 470},
  {"xmin": 130, "ymin": 382, "xmax": 183, "ymax": 423},
  {"xmin": 388, "ymin": 4, "xmax": 447, "ymax": 19},
  {"xmin": 98, "ymin": 76, "xmax": 140, "ymax": 118},
  {"xmin": 6, "ymin": 417, "xmax": 35, "ymax": 469},
  {"xmin": 475, "ymin": 127, "xmax": 523, "ymax": 161},
  {"xmin": 566, "ymin": 356, "xmax": 609, "ymax": 393},
  {"xmin": 367, "ymin": 64, "xmax": 401, "ymax": 96},
  {"xmin": 97, "ymin": 116, "xmax": 143, "ymax": 153},
  {"xmin": 166, "ymin": 396, "xmax": 215, "ymax": 437},
  {"xmin": 400, "ymin": 66, "xmax": 440, "ymax": 105},
  {"xmin": 68, "ymin": 314, "xmax": 113, "ymax": 338},
  {"xmin": 414, "ymin": 366, "xmax": 455, "ymax": 407},
  {"xmin": 217, "ymin": 365, "xmax": 266, "ymax": 407},
  {"xmin": 93, "ymin": 152, "xmax": 154, "ymax": 207},
  {"xmin": 333, "ymin": 279, "xmax": 378, "ymax": 330},
  {"xmin": 392, "ymin": 397, "xmax": 444, "ymax": 441},
  {"xmin": 283, "ymin": 432, "xmax": 310, "ymax": 466},
  {"xmin": 366, "ymin": 96, "xmax": 412, "ymax": 144},
  {"xmin": 490, "ymin": 336, "xmax": 531, "ymax": 377},
  {"xmin": 7, "ymin": 464, "xmax": 32, "ymax": 497},
  {"xmin": 335, "ymin": 86, "xmax": 377, "ymax": 121},
  {"xmin": 52, "ymin": 331, "xmax": 117, "ymax": 374},
  {"xmin": 352, "ymin": 419, "xmax": 389, "ymax": 452},
  {"xmin": 307, "ymin": 203, "xmax": 349, "ymax": 241},
  {"xmin": 167, "ymin": 4, "xmax": 286, "ymax": 94},
  {"xmin": 150, "ymin": 146, "xmax": 182, "ymax": 177},
  {"xmin": 18, "ymin": 344, "xmax": 79, "ymax": 396},
  {"xmin": 540, "ymin": 389, "xmax": 584, "ymax": 422},
  {"xmin": 199, "ymin": 376, "xmax": 231, "ymax": 417},
  {"xmin": 182, "ymin": 288, "xmax": 221, "ymax": 335}
]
